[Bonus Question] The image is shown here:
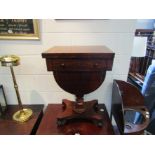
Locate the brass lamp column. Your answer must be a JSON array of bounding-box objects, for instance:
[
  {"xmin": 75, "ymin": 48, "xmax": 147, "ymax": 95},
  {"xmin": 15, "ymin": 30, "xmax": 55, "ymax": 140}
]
[{"xmin": 0, "ymin": 55, "xmax": 33, "ymax": 122}]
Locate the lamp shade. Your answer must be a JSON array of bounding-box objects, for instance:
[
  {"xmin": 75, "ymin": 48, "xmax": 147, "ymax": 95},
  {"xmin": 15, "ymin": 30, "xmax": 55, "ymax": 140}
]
[{"xmin": 132, "ymin": 37, "xmax": 147, "ymax": 57}]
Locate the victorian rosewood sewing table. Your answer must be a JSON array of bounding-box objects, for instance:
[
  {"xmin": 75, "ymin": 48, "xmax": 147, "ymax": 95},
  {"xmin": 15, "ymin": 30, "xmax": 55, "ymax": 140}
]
[
  {"xmin": 0, "ymin": 104, "xmax": 44, "ymax": 135},
  {"xmin": 36, "ymin": 104, "xmax": 114, "ymax": 135},
  {"xmin": 42, "ymin": 46, "xmax": 114, "ymax": 128}
]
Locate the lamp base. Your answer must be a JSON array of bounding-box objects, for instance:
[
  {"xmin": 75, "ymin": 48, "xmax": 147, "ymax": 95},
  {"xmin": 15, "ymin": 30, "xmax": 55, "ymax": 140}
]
[{"xmin": 13, "ymin": 108, "xmax": 33, "ymax": 123}]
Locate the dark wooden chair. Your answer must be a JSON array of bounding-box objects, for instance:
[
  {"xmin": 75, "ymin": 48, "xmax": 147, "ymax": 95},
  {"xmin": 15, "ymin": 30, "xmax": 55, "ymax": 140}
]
[{"xmin": 110, "ymin": 80, "xmax": 150, "ymax": 135}]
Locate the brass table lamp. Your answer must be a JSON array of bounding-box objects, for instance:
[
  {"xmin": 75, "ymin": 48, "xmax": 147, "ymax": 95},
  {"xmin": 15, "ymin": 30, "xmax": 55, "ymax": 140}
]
[{"xmin": 0, "ymin": 55, "xmax": 33, "ymax": 122}]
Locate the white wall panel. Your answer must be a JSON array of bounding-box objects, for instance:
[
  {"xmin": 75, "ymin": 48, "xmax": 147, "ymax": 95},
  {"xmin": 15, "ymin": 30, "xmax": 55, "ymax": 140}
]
[
  {"xmin": 6, "ymin": 91, "xmax": 74, "ymax": 106},
  {"xmin": 0, "ymin": 40, "xmax": 43, "ymax": 55},
  {"xmin": 70, "ymin": 33, "xmax": 119, "ymax": 52},
  {"xmin": 42, "ymin": 19, "xmax": 136, "ymax": 33},
  {"xmin": 0, "ymin": 74, "xmax": 63, "ymax": 92},
  {"xmin": 0, "ymin": 19, "xmax": 136, "ymax": 116}
]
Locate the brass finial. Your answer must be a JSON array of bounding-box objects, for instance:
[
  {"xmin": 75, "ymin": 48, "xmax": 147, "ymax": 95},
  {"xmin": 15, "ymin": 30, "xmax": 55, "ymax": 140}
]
[{"xmin": 0, "ymin": 55, "xmax": 20, "ymax": 66}]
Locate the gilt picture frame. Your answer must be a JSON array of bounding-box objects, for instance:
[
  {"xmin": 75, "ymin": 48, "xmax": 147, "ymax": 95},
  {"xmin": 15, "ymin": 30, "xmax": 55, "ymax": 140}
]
[{"xmin": 0, "ymin": 19, "xmax": 39, "ymax": 40}]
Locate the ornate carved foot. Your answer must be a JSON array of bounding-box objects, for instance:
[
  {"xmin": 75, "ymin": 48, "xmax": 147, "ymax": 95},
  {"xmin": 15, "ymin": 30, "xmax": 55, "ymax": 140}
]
[{"xmin": 57, "ymin": 99, "xmax": 104, "ymax": 127}]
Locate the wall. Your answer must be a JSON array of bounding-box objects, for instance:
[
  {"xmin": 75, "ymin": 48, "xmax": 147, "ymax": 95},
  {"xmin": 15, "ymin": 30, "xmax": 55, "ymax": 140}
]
[{"xmin": 0, "ymin": 19, "xmax": 136, "ymax": 113}]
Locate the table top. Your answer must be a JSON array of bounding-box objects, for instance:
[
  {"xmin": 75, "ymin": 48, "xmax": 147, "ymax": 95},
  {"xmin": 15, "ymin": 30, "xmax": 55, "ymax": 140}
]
[
  {"xmin": 42, "ymin": 46, "xmax": 114, "ymax": 59},
  {"xmin": 37, "ymin": 104, "xmax": 114, "ymax": 135},
  {"xmin": 44, "ymin": 46, "xmax": 113, "ymax": 53},
  {"xmin": 0, "ymin": 104, "xmax": 44, "ymax": 135}
]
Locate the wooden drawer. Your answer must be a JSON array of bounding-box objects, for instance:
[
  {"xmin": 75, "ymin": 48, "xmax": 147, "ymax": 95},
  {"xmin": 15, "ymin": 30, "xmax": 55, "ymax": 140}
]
[{"xmin": 46, "ymin": 59, "xmax": 113, "ymax": 71}]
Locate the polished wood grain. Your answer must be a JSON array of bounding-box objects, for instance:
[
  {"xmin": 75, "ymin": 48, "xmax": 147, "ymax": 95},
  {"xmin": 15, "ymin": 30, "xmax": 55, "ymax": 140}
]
[
  {"xmin": 42, "ymin": 46, "xmax": 114, "ymax": 96},
  {"xmin": 0, "ymin": 104, "xmax": 44, "ymax": 135},
  {"xmin": 42, "ymin": 46, "xmax": 115, "ymax": 126},
  {"xmin": 42, "ymin": 46, "xmax": 114, "ymax": 54},
  {"xmin": 42, "ymin": 46, "xmax": 114, "ymax": 72},
  {"xmin": 114, "ymin": 80, "xmax": 144, "ymax": 107},
  {"xmin": 111, "ymin": 80, "xmax": 150, "ymax": 135},
  {"xmin": 36, "ymin": 104, "xmax": 114, "ymax": 135}
]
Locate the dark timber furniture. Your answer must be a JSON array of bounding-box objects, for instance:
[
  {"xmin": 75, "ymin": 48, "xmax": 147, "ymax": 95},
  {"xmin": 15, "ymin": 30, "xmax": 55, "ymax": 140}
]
[
  {"xmin": 36, "ymin": 104, "xmax": 114, "ymax": 135},
  {"xmin": 42, "ymin": 46, "xmax": 115, "ymax": 128},
  {"xmin": 111, "ymin": 80, "xmax": 150, "ymax": 135},
  {"xmin": 128, "ymin": 29, "xmax": 155, "ymax": 90},
  {"xmin": 0, "ymin": 104, "xmax": 44, "ymax": 135}
]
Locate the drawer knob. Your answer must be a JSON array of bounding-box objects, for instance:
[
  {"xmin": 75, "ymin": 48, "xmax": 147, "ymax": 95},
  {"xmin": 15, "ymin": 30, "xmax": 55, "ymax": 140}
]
[
  {"xmin": 60, "ymin": 63, "xmax": 65, "ymax": 67},
  {"xmin": 94, "ymin": 63, "xmax": 99, "ymax": 67}
]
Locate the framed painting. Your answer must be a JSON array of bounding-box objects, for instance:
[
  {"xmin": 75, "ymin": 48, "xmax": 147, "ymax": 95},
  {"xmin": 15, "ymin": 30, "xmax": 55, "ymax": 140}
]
[{"xmin": 0, "ymin": 19, "xmax": 39, "ymax": 40}]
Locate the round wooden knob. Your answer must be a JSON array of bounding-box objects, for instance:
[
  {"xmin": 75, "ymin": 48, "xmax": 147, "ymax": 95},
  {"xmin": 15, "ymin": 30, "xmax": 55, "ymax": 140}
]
[
  {"xmin": 60, "ymin": 63, "xmax": 65, "ymax": 67},
  {"xmin": 94, "ymin": 63, "xmax": 99, "ymax": 67}
]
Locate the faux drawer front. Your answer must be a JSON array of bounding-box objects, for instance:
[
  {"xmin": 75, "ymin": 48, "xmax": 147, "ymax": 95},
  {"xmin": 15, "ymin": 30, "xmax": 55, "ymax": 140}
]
[{"xmin": 46, "ymin": 59, "xmax": 113, "ymax": 71}]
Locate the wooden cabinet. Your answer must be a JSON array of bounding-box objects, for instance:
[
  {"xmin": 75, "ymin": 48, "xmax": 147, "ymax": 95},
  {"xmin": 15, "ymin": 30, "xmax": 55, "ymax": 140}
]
[
  {"xmin": 128, "ymin": 29, "xmax": 155, "ymax": 89},
  {"xmin": 130, "ymin": 29, "xmax": 155, "ymax": 76},
  {"xmin": 42, "ymin": 46, "xmax": 115, "ymax": 129}
]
